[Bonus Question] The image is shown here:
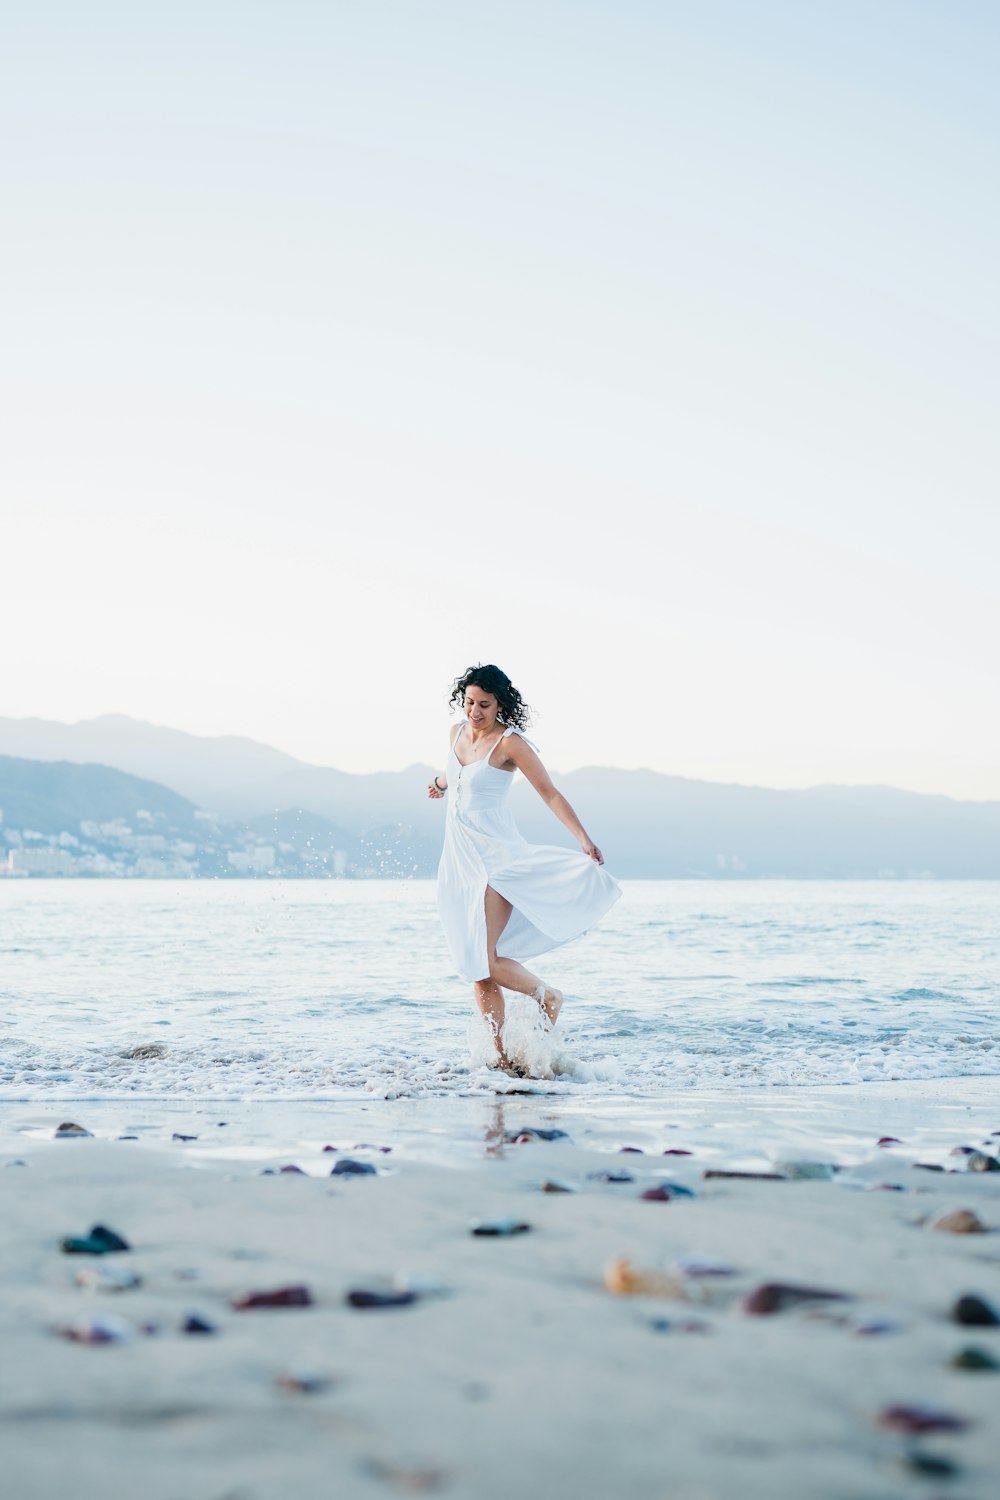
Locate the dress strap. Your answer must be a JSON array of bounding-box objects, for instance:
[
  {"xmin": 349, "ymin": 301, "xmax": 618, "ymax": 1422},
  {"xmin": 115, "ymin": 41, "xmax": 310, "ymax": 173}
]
[{"xmin": 494, "ymin": 724, "xmax": 538, "ymax": 757}]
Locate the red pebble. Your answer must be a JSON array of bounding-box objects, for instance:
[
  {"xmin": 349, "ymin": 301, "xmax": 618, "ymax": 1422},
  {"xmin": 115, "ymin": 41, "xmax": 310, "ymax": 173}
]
[
  {"xmin": 619, "ymin": 1147, "xmax": 644, "ymax": 1154},
  {"xmin": 878, "ymin": 1405, "xmax": 969, "ymax": 1435},
  {"xmin": 663, "ymin": 1149, "xmax": 693, "ymax": 1156},
  {"xmin": 743, "ymin": 1282, "xmax": 850, "ymax": 1315},
  {"xmin": 231, "ymin": 1285, "xmax": 313, "ymax": 1310},
  {"xmin": 877, "ymin": 1137, "xmax": 903, "ymax": 1146},
  {"xmin": 640, "ymin": 1186, "xmax": 672, "ymax": 1202}
]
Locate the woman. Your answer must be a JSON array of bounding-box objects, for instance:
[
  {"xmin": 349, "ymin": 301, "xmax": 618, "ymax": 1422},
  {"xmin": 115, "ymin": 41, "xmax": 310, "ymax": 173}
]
[{"xmin": 428, "ymin": 664, "xmax": 620, "ymax": 1073}]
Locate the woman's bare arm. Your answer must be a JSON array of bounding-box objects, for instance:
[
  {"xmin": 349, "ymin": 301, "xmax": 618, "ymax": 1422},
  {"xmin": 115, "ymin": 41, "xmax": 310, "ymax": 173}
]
[
  {"xmin": 427, "ymin": 724, "xmax": 463, "ymax": 799},
  {"xmin": 504, "ymin": 735, "xmax": 605, "ymax": 864}
]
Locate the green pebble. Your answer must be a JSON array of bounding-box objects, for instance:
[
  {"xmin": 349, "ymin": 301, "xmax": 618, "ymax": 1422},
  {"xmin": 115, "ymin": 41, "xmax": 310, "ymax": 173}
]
[{"xmin": 951, "ymin": 1346, "xmax": 999, "ymax": 1371}]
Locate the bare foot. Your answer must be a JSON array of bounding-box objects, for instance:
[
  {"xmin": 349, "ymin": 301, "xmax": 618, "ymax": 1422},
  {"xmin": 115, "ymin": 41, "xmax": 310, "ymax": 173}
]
[
  {"xmin": 534, "ymin": 984, "xmax": 563, "ymax": 1027},
  {"xmin": 489, "ymin": 1052, "xmax": 527, "ymax": 1078}
]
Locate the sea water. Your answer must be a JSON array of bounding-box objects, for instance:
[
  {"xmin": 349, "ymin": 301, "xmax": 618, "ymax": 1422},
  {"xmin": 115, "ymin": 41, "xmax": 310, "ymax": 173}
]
[{"xmin": 1, "ymin": 879, "xmax": 996, "ymax": 1104}]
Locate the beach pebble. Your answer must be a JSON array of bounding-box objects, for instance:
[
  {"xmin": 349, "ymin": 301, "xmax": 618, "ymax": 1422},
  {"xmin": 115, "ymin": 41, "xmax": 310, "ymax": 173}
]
[
  {"xmin": 931, "ymin": 1209, "xmax": 987, "ymax": 1234},
  {"xmin": 649, "ymin": 1316, "xmax": 710, "ymax": 1333},
  {"xmin": 877, "ymin": 1136, "xmax": 903, "ymax": 1146},
  {"xmin": 675, "ymin": 1258, "xmax": 736, "ymax": 1278},
  {"xmin": 539, "ymin": 1179, "xmax": 575, "ymax": 1194},
  {"xmin": 951, "ymin": 1295, "xmax": 1000, "ymax": 1327},
  {"xmin": 4, "ymin": 1160, "xmax": 27, "ymax": 1168},
  {"xmin": 331, "ymin": 1158, "xmax": 377, "ymax": 1176},
  {"xmin": 639, "ymin": 1180, "xmax": 695, "ymax": 1202},
  {"xmin": 604, "ymin": 1258, "xmax": 687, "ymax": 1300},
  {"xmin": 852, "ymin": 1318, "xmax": 899, "ymax": 1336},
  {"xmin": 61, "ymin": 1224, "xmax": 131, "ymax": 1255},
  {"xmin": 471, "ymin": 1219, "xmax": 532, "ymax": 1237},
  {"xmin": 55, "ymin": 1314, "xmax": 133, "ymax": 1344},
  {"xmin": 74, "ymin": 1264, "xmax": 141, "ymax": 1292},
  {"xmin": 124, "ymin": 1044, "xmax": 166, "ymax": 1059},
  {"xmin": 912, "ymin": 1162, "xmax": 945, "ymax": 1172},
  {"xmin": 662, "ymin": 1148, "xmax": 693, "ymax": 1156},
  {"xmin": 172, "ymin": 1132, "xmax": 198, "ymax": 1142},
  {"xmin": 900, "ymin": 1452, "xmax": 960, "ymax": 1479},
  {"xmin": 279, "ymin": 1165, "xmax": 307, "ymax": 1174},
  {"xmin": 950, "ymin": 1346, "xmax": 999, "ymax": 1371},
  {"xmin": 501, "ymin": 1127, "xmax": 568, "ymax": 1143},
  {"xmin": 346, "ymin": 1289, "xmax": 418, "ymax": 1309},
  {"xmin": 54, "ymin": 1122, "xmax": 93, "ymax": 1139},
  {"xmin": 772, "ymin": 1161, "xmax": 837, "ymax": 1180},
  {"xmin": 588, "ymin": 1171, "xmax": 634, "ymax": 1184},
  {"xmin": 322, "ymin": 1145, "xmax": 338, "ymax": 1152},
  {"xmin": 278, "ymin": 1368, "xmax": 334, "ymax": 1392},
  {"xmin": 181, "ymin": 1315, "xmax": 217, "ymax": 1334},
  {"xmin": 966, "ymin": 1151, "xmax": 1000, "ymax": 1172},
  {"xmin": 619, "ymin": 1146, "xmax": 644, "ymax": 1154},
  {"xmin": 231, "ymin": 1284, "xmax": 313, "ymax": 1310},
  {"xmin": 702, "ymin": 1170, "xmax": 785, "ymax": 1181},
  {"xmin": 117, "ymin": 1135, "xmax": 138, "ymax": 1141},
  {"xmin": 743, "ymin": 1282, "xmax": 851, "ymax": 1316},
  {"xmin": 878, "ymin": 1404, "xmax": 968, "ymax": 1435}
]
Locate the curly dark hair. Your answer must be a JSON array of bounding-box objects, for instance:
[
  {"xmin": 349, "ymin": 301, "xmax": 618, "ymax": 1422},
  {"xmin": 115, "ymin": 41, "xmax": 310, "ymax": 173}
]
[{"xmin": 448, "ymin": 664, "xmax": 531, "ymax": 729}]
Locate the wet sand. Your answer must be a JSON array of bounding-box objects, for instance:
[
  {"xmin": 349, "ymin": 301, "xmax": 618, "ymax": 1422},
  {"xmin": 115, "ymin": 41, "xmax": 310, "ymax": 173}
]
[{"xmin": 2, "ymin": 1084, "xmax": 999, "ymax": 1500}]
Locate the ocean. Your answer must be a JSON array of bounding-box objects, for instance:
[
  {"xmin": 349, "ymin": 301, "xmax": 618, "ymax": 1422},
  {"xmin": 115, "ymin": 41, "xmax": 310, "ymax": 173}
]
[{"xmin": 2, "ymin": 879, "xmax": 997, "ymax": 1107}]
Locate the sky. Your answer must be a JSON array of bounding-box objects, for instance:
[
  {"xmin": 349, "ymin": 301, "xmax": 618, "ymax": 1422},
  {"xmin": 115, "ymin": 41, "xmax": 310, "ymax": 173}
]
[{"xmin": 2, "ymin": 1, "xmax": 998, "ymax": 797}]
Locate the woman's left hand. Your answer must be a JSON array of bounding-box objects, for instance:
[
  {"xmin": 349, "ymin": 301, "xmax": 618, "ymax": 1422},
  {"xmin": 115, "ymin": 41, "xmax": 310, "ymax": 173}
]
[{"xmin": 581, "ymin": 841, "xmax": 604, "ymax": 865}]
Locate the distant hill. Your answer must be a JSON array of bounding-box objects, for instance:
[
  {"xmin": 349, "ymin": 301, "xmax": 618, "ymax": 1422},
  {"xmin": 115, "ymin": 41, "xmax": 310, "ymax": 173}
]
[
  {"xmin": 509, "ymin": 770, "xmax": 1000, "ymax": 878},
  {"xmin": 0, "ymin": 714, "xmax": 304, "ymax": 814},
  {"xmin": 0, "ymin": 754, "xmax": 201, "ymax": 836},
  {"xmin": 1, "ymin": 715, "xmax": 999, "ymax": 877}
]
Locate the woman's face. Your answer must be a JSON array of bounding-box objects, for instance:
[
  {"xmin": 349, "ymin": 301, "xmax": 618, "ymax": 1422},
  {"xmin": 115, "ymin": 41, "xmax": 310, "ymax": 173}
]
[{"xmin": 464, "ymin": 685, "xmax": 499, "ymax": 730}]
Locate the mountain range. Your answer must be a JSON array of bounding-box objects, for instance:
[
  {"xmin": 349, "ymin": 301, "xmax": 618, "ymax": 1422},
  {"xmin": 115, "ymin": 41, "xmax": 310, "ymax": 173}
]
[{"xmin": 1, "ymin": 713, "xmax": 998, "ymax": 878}]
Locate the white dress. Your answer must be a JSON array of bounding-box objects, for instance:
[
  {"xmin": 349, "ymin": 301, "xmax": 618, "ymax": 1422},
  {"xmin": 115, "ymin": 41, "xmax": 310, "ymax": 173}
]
[{"xmin": 436, "ymin": 722, "xmax": 622, "ymax": 983}]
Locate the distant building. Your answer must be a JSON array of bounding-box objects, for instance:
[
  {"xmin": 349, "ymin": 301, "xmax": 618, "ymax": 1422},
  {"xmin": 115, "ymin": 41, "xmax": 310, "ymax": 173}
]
[{"xmin": 10, "ymin": 847, "xmax": 77, "ymax": 875}]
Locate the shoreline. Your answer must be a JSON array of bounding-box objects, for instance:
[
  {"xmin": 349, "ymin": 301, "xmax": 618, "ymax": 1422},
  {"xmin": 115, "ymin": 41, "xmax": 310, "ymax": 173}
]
[
  {"xmin": 4, "ymin": 1075, "xmax": 998, "ymax": 1167},
  {"xmin": 3, "ymin": 1079, "xmax": 999, "ymax": 1498}
]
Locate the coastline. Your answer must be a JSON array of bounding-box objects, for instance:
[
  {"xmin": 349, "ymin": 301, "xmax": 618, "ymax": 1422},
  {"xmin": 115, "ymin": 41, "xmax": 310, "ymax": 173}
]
[{"xmin": 3, "ymin": 1079, "xmax": 999, "ymax": 1499}]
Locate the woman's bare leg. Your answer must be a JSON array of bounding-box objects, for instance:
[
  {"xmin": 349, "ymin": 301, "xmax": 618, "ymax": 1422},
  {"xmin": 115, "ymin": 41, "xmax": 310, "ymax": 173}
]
[
  {"xmin": 484, "ymin": 886, "xmax": 564, "ymax": 1026},
  {"xmin": 472, "ymin": 977, "xmax": 518, "ymax": 1070}
]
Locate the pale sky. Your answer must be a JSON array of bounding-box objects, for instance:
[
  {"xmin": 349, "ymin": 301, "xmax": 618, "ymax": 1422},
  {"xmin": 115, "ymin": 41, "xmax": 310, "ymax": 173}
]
[{"xmin": 2, "ymin": 2, "xmax": 998, "ymax": 797}]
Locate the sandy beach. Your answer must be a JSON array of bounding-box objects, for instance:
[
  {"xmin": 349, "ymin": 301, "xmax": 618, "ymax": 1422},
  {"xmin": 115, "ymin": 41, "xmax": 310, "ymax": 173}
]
[{"xmin": 2, "ymin": 1082, "xmax": 998, "ymax": 1500}]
